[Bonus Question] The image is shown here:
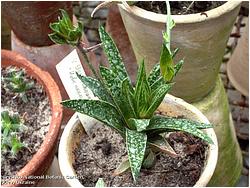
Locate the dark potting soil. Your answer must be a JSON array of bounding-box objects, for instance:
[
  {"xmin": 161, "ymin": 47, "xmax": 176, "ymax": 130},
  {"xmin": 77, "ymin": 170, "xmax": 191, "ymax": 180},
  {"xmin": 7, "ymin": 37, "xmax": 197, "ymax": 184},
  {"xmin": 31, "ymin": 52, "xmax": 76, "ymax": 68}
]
[
  {"xmin": 1, "ymin": 67, "xmax": 51, "ymax": 178},
  {"xmin": 135, "ymin": 1, "xmax": 226, "ymax": 15},
  {"xmin": 73, "ymin": 124, "xmax": 208, "ymax": 187}
]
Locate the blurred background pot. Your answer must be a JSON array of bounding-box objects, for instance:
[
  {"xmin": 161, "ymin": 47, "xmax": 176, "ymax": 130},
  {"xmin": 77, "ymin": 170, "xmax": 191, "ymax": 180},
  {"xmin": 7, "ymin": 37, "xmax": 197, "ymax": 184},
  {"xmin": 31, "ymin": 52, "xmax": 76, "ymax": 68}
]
[
  {"xmin": 227, "ymin": 17, "xmax": 249, "ymax": 97},
  {"xmin": 118, "ymin": 1, "xmax": 242, "ymax": 102},
  {"xmin": 2, "ymin": 1, "xmax": 72, "ymax": 47}
]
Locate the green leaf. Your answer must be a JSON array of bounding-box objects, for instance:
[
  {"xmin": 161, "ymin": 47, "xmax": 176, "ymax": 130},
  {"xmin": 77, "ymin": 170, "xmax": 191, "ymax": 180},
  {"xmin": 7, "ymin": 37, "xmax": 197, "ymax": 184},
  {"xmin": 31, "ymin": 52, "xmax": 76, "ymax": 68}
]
[
  {"xmin": 148, "ymin": 135, "xmax": 177, "ymax": 157},
  {"xmin": 148, "ymin": 63, "xmax": 160, "ymax": 86},
  {"xmin": 50, "ymin": 23, "xmax": 60, "ymax": 33},
  {"xmin": 60, "ymin": 9, "xmax": 73, "ymax": 29},
  {"xmin": 128, "ymin": 118, "xmax": 150, "ymax": 132},
  {"xmin": 146, "ymin": 116, "xmax": 214, "ymax": 144},
  {"xmin": 160, "ymin": 44, "xmax": 174, "ymax": 82},
  {"xmin": 49, "ymin": 10, "xmax": 82, "ymax": 46},
  {"xmin": 95, "ymin": 178, "xmax": 105, "ymax": 187},
  {"xmin": 11, "ymin": 136, "xmax": 25, "ymax": 155},
  {"xmin": 120, "ymin": 78, "xmax": 137, "ymax": 120},
  {"xmin": 126, "ymin": 128, "xmax": 147, "ymax": 182},
  {"xmin": 113, "ymin": 158, "xmax": 130, "ymax": 176},
  {"xmin": 99, "ymin": 66, "xmax": 121, "ymax": 98},
  {"xmin": 48, "ymin": 33, "xmax": 67, "ymax": 44},
  {"xmin": 142, "ymin": 149, "xmax": 156, "ymax": 169},
  {"xmin": 174, "ymin": 59, "xmax": 184, "ymax": 77},
  {"xmin": 134, "ymin": 60, "xmax": 151, "ymax": 118},
  {"xmin": 62, "ymin": 99, "xmax": 125, "ymax": 136},
  {"xmin": 99, "ymin": 25, "xmax": 129, "ymax": 84},
  {"xmin": 172, "ymin": 48, "xmax": 179, "ymax": 59},
  {"xmin": 150, "ymin": 77, "xmax": 165, "ymax": 91},
  {"xmin": 146, "ymin": 83, "xmax": 173, "ymax": 117},
  {"xmin": 76, "ymin": 73, "xmax": 111, "ymax": 103}
]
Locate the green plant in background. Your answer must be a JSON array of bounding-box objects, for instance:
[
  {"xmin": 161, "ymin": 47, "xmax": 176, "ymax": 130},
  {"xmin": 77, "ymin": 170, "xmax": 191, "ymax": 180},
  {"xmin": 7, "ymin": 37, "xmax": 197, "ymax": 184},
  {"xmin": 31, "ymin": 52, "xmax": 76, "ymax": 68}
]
[
  {"xmin": 2, "ymin": 67, "xmax": 34, "ymax": 103},
  {"xmin": 1, "ymin": 111, "xmax": 26, "ymax": 156},
  {"xmin": 49, "ymin": 2, "xmax": 213, "ymax": 182}
]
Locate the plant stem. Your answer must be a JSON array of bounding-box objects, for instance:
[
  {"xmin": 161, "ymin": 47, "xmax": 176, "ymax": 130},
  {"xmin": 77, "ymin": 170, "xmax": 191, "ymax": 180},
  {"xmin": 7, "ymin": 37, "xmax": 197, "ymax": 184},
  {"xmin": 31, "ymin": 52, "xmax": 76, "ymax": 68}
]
[{"xmin": 76, "ymin": 42, "xmax": 100, "ymax": 80}]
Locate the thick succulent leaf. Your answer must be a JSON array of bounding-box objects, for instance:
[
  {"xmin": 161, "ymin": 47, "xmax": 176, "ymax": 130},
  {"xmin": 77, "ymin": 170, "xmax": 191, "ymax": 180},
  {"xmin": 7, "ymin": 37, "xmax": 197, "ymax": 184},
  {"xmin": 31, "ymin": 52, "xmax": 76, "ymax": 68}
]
[
  {"xmin": 150, "ymin": 77, "xmax": 164, "ymax": 91},
  {"xmin": 148, "ymin": 63, "xmax": 160, "ymax": 86},
  {"xmin": 50, "ymin": 23, "xmax": 61, "ymax": 33},
  {"xmin": 134, "ymin": 60, "xmax": 151, "ymax": 118},
  {"xmin": 126, "ymin": 128, "xmax": 147, "ymax": 182},
  {"xmin": 148, "ymin": 135, "xmax": 177, "ymax": 157},
  {"xmin": 60, "ymin": 9, "xmax": 73, "ymax": 29},
  {"xmin": 120, "ymin": 78, "xmax": 137, "ymax": 120},
  {"xmin": 76, "ymin": 73, "xmax": 111, "ymax": 103},
  {"xmin": 113, "ymin": 158, "xmax": 130, "ymax": 176},
  {"xmin": 174, "ymin": 59, "xmax": 184, "ymax": 77},
  {"xmin": 160, "ymin": 44, "xmax": 174, "ymax": 82},
  {"xmin": 164, "ymin": 1, "xmax": 174, "ymax": 51},
  {"xmin": 62, "ymin": 99, "xmax": 125, "ymax": 136},
  {"xmin": 48, "ymin": 33, "xmax": 67, "ymax": 45},
  {"xmin": 11, "ymin": 136, "xmax": 25, "ymax": 155},
  {"xmin": 146, "ymin": 116, "xmax": 213, "ymax": 144},
  {"xmin": 128, "ymin": 118, "xmax": 150, "ymax": 132},
  {"xmin": 99, "ymin": 26, "xmax": 129, "ymax": 83},
  {"xmin": 95, "ymin": 178, "xmax": 105, "ymax": 187},
  {"xmin": 146, "ymin": 83, "xmax": 173, "ymax": 117},
  {"xmin": 142, "ymin": 149, "xmax": 156, "ymax": 169},
  {"xmin": 99, "ymin": 66, "xmax": 121, "ymax": 97},
  {"xmin": 172, "ymin": 48, "xmax": 179, "ymax": 59}
]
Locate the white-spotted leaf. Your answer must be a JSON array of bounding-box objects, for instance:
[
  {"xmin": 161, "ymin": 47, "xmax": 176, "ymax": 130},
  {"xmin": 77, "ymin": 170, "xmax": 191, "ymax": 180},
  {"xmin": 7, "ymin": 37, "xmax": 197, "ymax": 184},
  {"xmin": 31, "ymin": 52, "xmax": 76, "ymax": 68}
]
[{"xmin": 126, "ymin": 128, "xmax": 147, "ymax": 182}]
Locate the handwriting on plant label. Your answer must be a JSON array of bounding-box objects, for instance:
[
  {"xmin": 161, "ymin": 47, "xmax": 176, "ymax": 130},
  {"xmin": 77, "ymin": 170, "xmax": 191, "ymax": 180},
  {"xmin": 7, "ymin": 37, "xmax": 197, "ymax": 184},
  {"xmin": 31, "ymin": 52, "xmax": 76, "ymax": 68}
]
[{"xmin": 56, "ymin": 49, "xmax": 98, "ymax": 134}]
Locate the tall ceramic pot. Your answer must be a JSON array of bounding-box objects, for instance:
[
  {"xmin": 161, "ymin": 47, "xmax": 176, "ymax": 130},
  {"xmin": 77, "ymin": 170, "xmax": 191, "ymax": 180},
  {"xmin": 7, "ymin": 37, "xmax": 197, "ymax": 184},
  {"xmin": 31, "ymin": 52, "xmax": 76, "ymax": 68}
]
[
  {"xmin": 227, "ymin": 17, "xmax": 249, "ymax": 96},
  {"xmin": 58, "ymin": 94, "xmax": 218, "ymax": 187},
  {"xmin": 1, "ymin": 50, "xmax": 63, "ymax": 186},
  {"xmin": 193, "ymin": 76, "xmax": 243, "ymax": 186},
  {"xmin": 1, "ymin": 1, "xmax": 72, "ymax": 47},
  {"xmin": 118, "ymin": 2, "xmax": 242, "ymax": 102}
]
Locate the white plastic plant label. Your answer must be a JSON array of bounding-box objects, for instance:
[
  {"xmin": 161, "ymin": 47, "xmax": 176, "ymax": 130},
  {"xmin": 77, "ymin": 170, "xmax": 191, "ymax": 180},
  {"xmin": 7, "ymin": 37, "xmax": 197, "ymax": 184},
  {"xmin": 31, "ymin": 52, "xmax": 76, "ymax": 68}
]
[{"xmin": 56, "ymin": 49, "xmax": 98, "ymax": 134}]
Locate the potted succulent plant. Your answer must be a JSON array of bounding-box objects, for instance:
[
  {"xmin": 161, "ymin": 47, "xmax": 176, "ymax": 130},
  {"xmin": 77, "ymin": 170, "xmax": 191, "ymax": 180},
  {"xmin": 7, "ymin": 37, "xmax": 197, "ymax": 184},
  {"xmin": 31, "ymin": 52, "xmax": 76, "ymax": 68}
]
[
  {"xmin": 1, "ymin": 50, "xmax": 63, "ymax": 186},
  {"xmin": 49, "ymin": 7, "xmax": 218, "ymax": 186},
  {"xmin": 92, "ymin": 1, "xmax": 243, "ymax": 186}
]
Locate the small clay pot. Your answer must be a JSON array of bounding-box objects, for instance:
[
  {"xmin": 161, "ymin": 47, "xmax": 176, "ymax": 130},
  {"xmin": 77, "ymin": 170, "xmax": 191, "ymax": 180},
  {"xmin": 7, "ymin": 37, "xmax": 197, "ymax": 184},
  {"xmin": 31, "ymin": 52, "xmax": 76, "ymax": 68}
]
[
  {"xmin": 1, "ymin": 50, "xmax": 63, "ymax": 186},
  {"xmin": 2, "ymin": 2, "xmax": 72, "ymax": 46},
  {"xmin": 58, "ymin": 94, "xmax": 218, "ymax": 187}
]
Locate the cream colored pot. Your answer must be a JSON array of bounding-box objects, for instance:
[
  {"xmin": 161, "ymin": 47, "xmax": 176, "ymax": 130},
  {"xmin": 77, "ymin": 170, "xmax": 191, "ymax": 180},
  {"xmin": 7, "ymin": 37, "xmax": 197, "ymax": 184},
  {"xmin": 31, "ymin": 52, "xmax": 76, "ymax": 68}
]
[
  {"xmin": 58, "ymin": 94, "xmax": 218, "ymax": 187},
  {"xmin": 118, "ymin": 2, "xmax": 241, "ymax": 102},
  {"xmin": 227, "ymin": 17, "xmax": 249, "ymax": 96}
]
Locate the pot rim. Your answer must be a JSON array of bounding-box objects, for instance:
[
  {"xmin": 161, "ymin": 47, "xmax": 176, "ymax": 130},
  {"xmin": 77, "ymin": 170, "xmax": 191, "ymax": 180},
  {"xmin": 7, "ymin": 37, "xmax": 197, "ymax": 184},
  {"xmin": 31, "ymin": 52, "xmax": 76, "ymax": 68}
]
[
  {"xmin": 118, "ymin": 1, "xmax": 242, "ymax": 24},
  {"xmin": 1, "ymin": 50, "xmax": 63, "ymax": 186},
  {"xmin": 58, "ymin": 94, "xmax": 218, "ymax": 187}
]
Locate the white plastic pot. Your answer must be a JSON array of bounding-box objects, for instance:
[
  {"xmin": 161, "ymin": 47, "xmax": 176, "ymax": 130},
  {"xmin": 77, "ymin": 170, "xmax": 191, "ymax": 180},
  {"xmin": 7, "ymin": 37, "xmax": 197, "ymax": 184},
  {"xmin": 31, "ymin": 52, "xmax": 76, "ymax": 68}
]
[
  {"xmin": 118, "ymin": 2, "xmax": 242, "ymax": 102},
  {"xmin": 58, "ymin": 94, "xmax": 218, "ymax": 187}
]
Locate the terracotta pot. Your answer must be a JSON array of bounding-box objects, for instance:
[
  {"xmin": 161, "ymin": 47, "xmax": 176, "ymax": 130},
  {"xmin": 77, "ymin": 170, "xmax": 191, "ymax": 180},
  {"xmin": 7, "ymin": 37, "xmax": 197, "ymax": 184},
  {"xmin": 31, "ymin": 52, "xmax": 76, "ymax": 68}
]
[
  {"xmin": 118, "ymin": 2, "xmax": 241, "ymax": 102},
  {"xmin": 58, "ymin": 94, "xmax": 218, "ymax": 187},
  {"xmin": 227, "ymin": 17, "xmax": 249, "ymax": 96},
  {"xmin": 2, "ymin": 2, "xmax": 72, "ymax": 46},
  {"xmin": 1, "ymin": 50, "xmax": 63, "ymax": 186}
]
